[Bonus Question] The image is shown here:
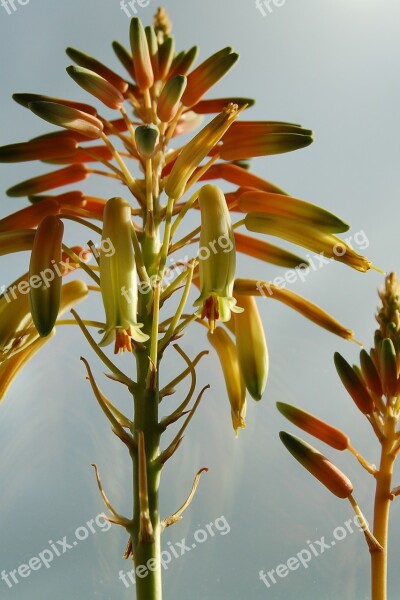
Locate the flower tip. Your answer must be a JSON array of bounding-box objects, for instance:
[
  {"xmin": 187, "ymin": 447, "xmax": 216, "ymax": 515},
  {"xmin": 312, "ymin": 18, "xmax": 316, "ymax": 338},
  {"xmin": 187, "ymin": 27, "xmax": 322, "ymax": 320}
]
[
  {"xmin": 372, "ymin": 265, "xmax": 386, "ymax": 274},
  {"xmin": 232, "ymin": 411, "xmax": 246, "ymax": 437}
]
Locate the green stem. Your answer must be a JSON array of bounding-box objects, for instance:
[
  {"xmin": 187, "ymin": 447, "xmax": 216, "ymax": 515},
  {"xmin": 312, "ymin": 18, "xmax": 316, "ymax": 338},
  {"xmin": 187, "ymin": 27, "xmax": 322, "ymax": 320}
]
[
  {"xmin": 371, "ymin": 414, "xmax": 396, "ymax": 600},
  {"xmin": 128, "ymin": 234, "xmax": 163, "ymax": 600}
]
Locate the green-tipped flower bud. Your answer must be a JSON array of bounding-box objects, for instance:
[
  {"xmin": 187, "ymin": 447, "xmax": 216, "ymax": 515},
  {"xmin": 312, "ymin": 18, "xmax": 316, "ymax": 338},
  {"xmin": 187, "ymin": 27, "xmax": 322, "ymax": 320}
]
[
  {"xmin": 277, "ymin": 403, "xmax": 349, "ymax": 451},
  {"xmin": 29, "ymin": 215, "xmax": 64, "ymax": 337},
  {"xmin": 182, "ymin": 47, "xmax": 239, "ymax": 108},
  {"xmin": 67, "ymin": 66, "xmax": 125, "ymax": 110},
  {"xmin": 135, "ymin": 124, "xmax": 160, "ymax": 158},
  {"xmin": 130, "ymin": 17, "xmax": 154, "ymax": 90},
  {"xmin": 379, "ymin": 338, "xmax": 398, "ymax": 398},
  {"xmin": 157, "ymin": 75, "xmax": 187, "ymax": 122},
  {"xmin": 279, "ymin": 432, "xmax": 353, "ymax": 499},
  {"xmin": 168, "ymin": 46, "xmax": 198, "ymax": 79},
  {"xmin": 28, "ymin": 101, "xmax": 104, "ymax": 139},
  {"xmin": 360, "ymin": 348, "xmax": 383, "ymax": 397},
  {"xmin": 334, "ymin": 352, "xmax": 374, "ymax": 414},
  {"xmin": 65, "ymin": 47, "xmax": 128, "ymax": 93},
  {"xmin": 157, "ymin": 35, "xmax": 175, "ymax": 81}
]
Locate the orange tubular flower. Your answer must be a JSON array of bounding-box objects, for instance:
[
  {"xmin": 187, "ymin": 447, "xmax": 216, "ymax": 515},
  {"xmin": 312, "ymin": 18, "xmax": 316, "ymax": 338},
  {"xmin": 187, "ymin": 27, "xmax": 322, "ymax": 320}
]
[
  {"xmin": 157, "ymin": 75, "xmax": 187, "ymax": 122},
  {"xmin": 7, "ymin": 164, "xmax": 89, "ymax": 198},
  {"xmin": 0, "ymin": 138, "xmax": 77, "ymax": 163},
  {"xmin": 130, "ymin": 17, "xmax": 154, "ymax": 91},
  {"xmin": 28, "ymin": 101, "xmax": 104, "ymax": 139},
  {"xmin": 12, "ymin": 92, "xmax": 98, "ymax": 115},
  {"xmin": 197, "ymin": 162, "xmax": 287, "ymax": 195},
  {"xmin": 0, "ymin": 230, "xmax": 35, "ymax": 256},
  {"xmin": 191, "ymin": 97, "xmax": 255, "ymax": 114},
  {"xmin": 0, "ymin": 199, "xmax": 60, "ymax": 232},
  {"xmin": 216, "ymin": 130, "xmax": 313, "ymax": 160},
  {"xmin": 65, "ymin": 47, "xmax": 129, "ymax": 94},
  {"xmin": 66, "ymin": 66, "xmax": 125, "ymax": 110},
  {"xmin": 29, "ymin": 215, "xmax": 64, "ymax": 337},
  {"xmin": 277, "ymin": 402, "xmax": 350, "ymax": 451},
  {"xmin": 279, "ymin": 432, "xmax": 354, "ymax": 499},
  {"xmin": 182, "ymin": 47, "xmax": 239, "ymax": 108},
  {"xmin": 234, "ymin": 232, "xmax": 306, "ymax": 269}
]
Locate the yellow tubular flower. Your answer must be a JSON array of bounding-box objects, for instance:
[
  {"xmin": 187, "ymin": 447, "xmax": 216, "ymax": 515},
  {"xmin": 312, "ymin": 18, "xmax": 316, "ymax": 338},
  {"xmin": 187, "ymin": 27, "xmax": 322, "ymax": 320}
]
[
  {"xmin": 238, "ymin": 191, "xmax": 349, "ymax": 234},
  {"xmin": 164, "ymin": 103, "xmax": 242, "ymax": 200},
  {"xmin": 233, "ymin": 294, "xmax": 269, "ymax": 400},
  {"xmin": 207, "ymin": 327, "xmax": 246, "ymax": 436},
  {"xmin": 0, "ymin": 279, "xmax": 88, "ymax": 363},
  {"xmin": 194, "ymin": 184, "xmax": 242, "ymax": 332},
  {"xmin": 0, "ymin": 280, "xmax": 88, "ymax": 400},
  {"xmin": 234, "ymin": 278, "xmax": 355, "ymax": 342},
  {"xmin": 245, "ymin": 213, "xmax": 372, "ymax": 272},
  {"xmin": 99, "ymin": 197, "xmax": 149, "ymax": 353}
]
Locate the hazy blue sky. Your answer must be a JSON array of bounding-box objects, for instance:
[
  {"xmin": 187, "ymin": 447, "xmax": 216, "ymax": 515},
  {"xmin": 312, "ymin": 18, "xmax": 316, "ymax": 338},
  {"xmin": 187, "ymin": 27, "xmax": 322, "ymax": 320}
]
[{"xmin": 0, "ymin": 1, "xmax": 400, "ymax": 598}]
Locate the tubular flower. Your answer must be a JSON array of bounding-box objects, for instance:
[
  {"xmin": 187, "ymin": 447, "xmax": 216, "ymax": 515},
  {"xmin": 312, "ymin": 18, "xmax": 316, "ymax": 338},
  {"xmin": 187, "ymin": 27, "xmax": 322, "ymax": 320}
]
[
  {"xmin": 157, "ymin": 75, "xmax": 187, "ymax": 122},
  {"xmin": 232, "ymin": 294, "xmax": 269, "ymax": 400},
  {"xmin": 130, "ymin": 17, "xmax": 154, "ymax": 91},
  {"xmin": 279, "ymin": 432, "xmax": 354, "ymax": 499},
  {"xmin": 66, "ymin": 66, "xmax": 125, "ymax": 110},
  {"xmin": 207, "ymin": 327, "xmax": 246, "ymax": 436},
  {"xmin": 238, "ymin": 190, "xmax": 349, "ymax": 233},
  {"xmin": 29, "ymin": 215, "xmax": 64, "ymax": 337},
  {"xmin": 234, "ymin": 278, "xmax": 355, "ymax": 342},
  {"xmin": 276, "ymin": 402, "xmax": 349, "ymax": 451},
  {"xmin": 0, "ymin": 279, "xmax": 88, "ymax": 363},
  {"xmin": 99, "ymin": 197, "xmax": 148, "ymax": 353},
  {"xmin": 0, "ymin": 280, "xmax": 88, "ymax": 400},
  {"xmin": 182, "ymin": 47, "xmax": 239, "ymax": 108},
  {"xmin": 0, "ymin": 230, "xmax": 36, "ymax": 256},
  {"xmin": 164, "ymin": 103, "xmax": 242, "ymax": 200},
  {"xmin": 194, "ymin": 184, "xmax": 242, "ymax": 332},
  {"xmin": 245, "ymin": 214, "xmax": 373, "ymax": 272},
  {"xmin": 0, "ymin": 199, "xmax": 60, "ymax": 232}
]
